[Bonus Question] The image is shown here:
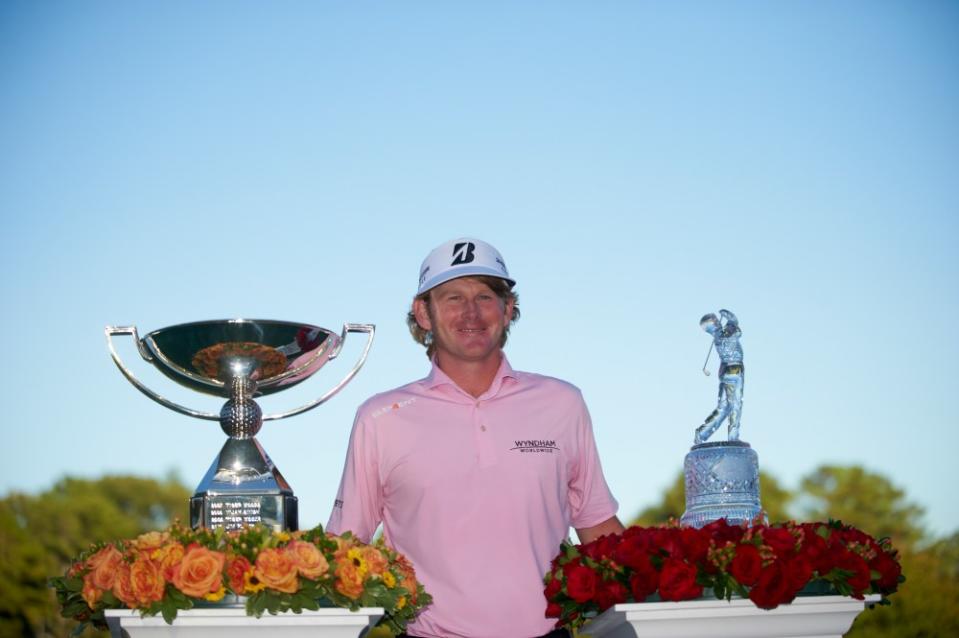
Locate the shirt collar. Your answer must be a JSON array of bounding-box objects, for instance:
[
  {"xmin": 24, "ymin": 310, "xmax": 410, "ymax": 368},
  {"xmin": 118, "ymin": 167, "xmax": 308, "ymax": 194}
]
[{"xmin": 423, "ymin": 353, "xmax": 519, "ymax": 399}]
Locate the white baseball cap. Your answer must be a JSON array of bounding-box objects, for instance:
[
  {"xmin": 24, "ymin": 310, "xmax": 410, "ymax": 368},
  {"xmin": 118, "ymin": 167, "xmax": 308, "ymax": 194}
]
[{"xmin": 417, "ymin": 238, "xmax": 516, "ymax": 295}]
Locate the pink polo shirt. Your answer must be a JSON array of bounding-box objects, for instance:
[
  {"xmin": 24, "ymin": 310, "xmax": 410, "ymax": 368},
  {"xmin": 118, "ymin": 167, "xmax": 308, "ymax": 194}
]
[{"xmin": 327, "ymin": 356, "xmax": 618, "ymax": 638}]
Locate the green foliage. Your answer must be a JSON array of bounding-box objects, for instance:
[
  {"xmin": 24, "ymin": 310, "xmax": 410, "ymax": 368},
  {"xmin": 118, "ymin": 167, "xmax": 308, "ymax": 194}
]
[
  {"xmin": 847, "ymin": 532, "xmax": 959, "ymax": 638},
  {"xmin": 630, "ymin": 469, "xmax": 792, "ymax": 526},
  {"xmin": 0, "ymin": 474, "xmax": 190, "ymax": 637},
  {"xmin": 799, "ymin": 464, "xmax": 926, "ymax": 551}
]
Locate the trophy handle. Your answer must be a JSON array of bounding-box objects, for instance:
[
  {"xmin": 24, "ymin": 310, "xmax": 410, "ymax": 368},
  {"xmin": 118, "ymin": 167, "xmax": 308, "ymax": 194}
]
[
  {"xmin": 105, "ymin": 325, "xmax": 219, "ymax": 421},
  {"xmin": 262, "ymin": 323, "xmax": 375, "ymax": 421}
]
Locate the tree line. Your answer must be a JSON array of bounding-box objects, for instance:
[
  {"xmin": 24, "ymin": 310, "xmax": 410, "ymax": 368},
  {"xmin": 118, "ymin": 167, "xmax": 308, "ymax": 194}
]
[{"xmin": 1, "ymin": 465, "xmax": 955, "ymax": 637}]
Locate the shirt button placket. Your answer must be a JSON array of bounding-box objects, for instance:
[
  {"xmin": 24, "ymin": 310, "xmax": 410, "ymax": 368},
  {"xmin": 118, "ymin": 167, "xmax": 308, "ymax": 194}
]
[{"xmin": 474, "ymin": 400, "xmax": 497, "ymax": 467}]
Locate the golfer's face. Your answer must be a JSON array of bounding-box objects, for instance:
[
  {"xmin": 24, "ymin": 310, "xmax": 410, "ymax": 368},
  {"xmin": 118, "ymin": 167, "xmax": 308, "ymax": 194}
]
[{"xmin": 417, "ymin": 277, "xmax": 513, "ymax": 365}]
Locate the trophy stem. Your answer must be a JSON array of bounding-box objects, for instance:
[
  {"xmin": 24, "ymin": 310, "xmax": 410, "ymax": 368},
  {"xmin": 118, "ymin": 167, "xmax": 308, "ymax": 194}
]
[
  {"xmin": 189, "ymin": 375, "xmax": 299, "ymax": 531},
  {"xmin": 219, "ymin": 376, "xmax": 262, "ymax": 439}
]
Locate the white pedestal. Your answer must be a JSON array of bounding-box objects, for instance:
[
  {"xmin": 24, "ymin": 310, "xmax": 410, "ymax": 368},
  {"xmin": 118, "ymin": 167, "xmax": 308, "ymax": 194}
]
[
  {"xmin": 104, "ymin": 607, "xmax": 384, "ymax": 638},
  {"xmin": 581, "ymin": 595, "xmax": 879, "ymax": 638}
]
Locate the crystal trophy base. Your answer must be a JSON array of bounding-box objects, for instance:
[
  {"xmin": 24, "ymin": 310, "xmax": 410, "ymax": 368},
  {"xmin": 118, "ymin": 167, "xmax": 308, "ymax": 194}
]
[
  {"xmin": 680, "ymin": 440, "xmax": 765, "ymax": 528},
  {"xmin": 189, "ymin": 438, "xmax": 298, "ymax": 532}
]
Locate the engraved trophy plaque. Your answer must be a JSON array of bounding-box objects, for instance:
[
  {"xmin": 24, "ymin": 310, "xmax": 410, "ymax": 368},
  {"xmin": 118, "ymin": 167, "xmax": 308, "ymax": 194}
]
[
  {"xmin": 106, "ymin": 319, "xmax": 374, "ymax": 532},
  {"xmin": 681, "ymin": 310, "xmax": 765, "ymax": 527}
]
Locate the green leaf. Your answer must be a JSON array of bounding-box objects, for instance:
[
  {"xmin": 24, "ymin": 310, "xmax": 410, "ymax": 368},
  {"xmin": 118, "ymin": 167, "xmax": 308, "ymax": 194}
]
[{"xmin": 161, "ymin": 601, "xmax": 177, "ymax": 624}]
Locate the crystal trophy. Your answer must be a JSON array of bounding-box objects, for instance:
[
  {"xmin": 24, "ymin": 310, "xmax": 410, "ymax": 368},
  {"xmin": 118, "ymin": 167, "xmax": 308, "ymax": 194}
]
[
  {"xmin": 106, "ymin": 319, "xmax": 374, "ymax": 532},
  {"xmin": 681, "ymin": 310, "xmax": 765, "ymax": 527}
]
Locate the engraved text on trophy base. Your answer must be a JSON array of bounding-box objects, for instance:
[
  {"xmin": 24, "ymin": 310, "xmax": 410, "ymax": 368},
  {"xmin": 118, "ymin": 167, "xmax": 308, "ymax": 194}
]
[{"xmin": 191, "ymin": 494, "xmax": 298, "ymax": 532}]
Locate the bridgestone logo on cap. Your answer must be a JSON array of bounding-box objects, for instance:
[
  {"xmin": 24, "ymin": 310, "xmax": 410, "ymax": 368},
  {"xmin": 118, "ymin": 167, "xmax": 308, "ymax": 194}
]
[{"xmin": 450, "ymin": 242, "xmax": 476, "ymax": 266}]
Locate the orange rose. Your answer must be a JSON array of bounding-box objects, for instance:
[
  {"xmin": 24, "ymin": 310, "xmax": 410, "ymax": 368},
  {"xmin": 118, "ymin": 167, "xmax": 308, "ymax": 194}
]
[
  {"xmin": 287, "ymin": 541, "xmax": 329, "ymax": 580},
  {"xmin": 154, "ymin": 542, "xmax": 185, "ymax": 581},
  {"xmin": 112, "ymin": 562, "xmax": 137, "ymax": 608},
  {"xmin": 81, "ymin": 572, "xmax": 102, "ymax": 608},
  {"xmin": 254, "ymin": 547, "xmax": 299, "ymax": 593},
  {"xmin": 86, "ymin": 545, "xmax": 124, "ymax": 590},
  {"xmin": 394, "ymin": 554, "xmax": 419, "ymax": 603},
  {"xmin": 361, "ymin": 546, "xmax": 388, "ymax": 578},
  {"xmin": 132, "ymin": 531, "xmax": 170, "ymax": 555},
  {"xmin": 334, "ymin": 559, "xmax": 365, "ymax": 599},
  {"xmin": 171, "ymin": 545, "xmax": 226, "ymax": 598},
  {"xmin": 130, "ymin": 557, "xmax": 165, "ymax": 605},
  {"xmin": 226, "ymin": 555, "xmax": 253, "ymax": 593}
]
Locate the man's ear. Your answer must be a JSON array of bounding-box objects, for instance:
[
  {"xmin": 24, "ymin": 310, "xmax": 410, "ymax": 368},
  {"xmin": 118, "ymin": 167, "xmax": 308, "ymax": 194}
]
[{"xmin": 413, "ymin": 297, "xmax": 432, "ymax": 332}]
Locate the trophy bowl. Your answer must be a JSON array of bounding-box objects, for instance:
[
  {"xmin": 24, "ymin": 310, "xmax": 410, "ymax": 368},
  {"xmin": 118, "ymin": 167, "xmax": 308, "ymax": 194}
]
[
  {"xmin": 141, "ymin": 319, "xmax": 342, "ymax": 397},
  {"xmin": 106, "ymin": 319, "xmax": 375, "ymax": 532}
]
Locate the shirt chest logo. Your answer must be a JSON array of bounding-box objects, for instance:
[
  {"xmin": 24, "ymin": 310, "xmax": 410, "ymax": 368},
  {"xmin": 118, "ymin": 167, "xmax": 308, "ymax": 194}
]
[
  {"xmin": 371, "ymin": 397, "xmax": 417, "ymax": 419},
  {"xmin": 510, "ymin": 439, "xmax": 559, "ymax": 454}
]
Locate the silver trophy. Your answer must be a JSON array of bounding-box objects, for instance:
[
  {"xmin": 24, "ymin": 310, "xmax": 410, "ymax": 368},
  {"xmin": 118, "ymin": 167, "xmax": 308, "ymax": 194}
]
[
  {"xmin": 681, "ymin": 310, "xmax": 764, "ymax": 527},
  {"xmin": 106, "ymin": 319, "xmax": 374, "ymax": 532}
]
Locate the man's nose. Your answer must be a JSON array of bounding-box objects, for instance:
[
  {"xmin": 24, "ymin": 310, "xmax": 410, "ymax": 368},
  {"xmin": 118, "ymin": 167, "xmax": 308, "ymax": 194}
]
[{"xmin": 462, "ymin": 298, "xmax": 480, "ymax": 317}]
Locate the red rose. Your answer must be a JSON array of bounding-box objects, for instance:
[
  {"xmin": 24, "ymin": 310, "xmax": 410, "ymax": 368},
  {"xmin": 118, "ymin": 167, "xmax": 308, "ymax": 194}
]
[
  {"xmin": 702, "ymin": 518, "xmax": 745, "ymax": 545},
  {"xmin": 869, "ymin": 552, "xmax": 902, "ymax": 592},
  {"xmin": 658, "ymin": 558, "xmax": 702, "ymax": 601},
  {"xmin": 835, "ymin": 551, "xmax": 871, "ymax": 596},
  {"xmin": 613, "ymin": 536, "xmax": 651, "ymax": 571},
  {"xmin": 659, "ymin": 529, "xmax": 685, "ymax": 560},
  {"xmin": 783, "ymin": 555, "xmax": 813, "ymax": 594},
  {"xmin": 594, "ymin": 579, "xmax": 628, "ymax": 611},
  {"xmin": 226, "ymin": 555, "xmax": 252, "ymax": 594},
  {"xmin": 797, "ymin": 529, "xmax": 830, "ymax": 574},
  {"xmin": 545, "ymin": 602, "xmax": 562, "ymax": 618},
  {"xmin": 565, "ymin": 563, "xmax": 598, "ymax": 603},
  {"xmin": 544, "ymin": 575, "xmax": 562, "ymax": 601},
  {"xmin": 629, "ymin": 564, "xmax": 659, "ymax": 602},
  {"xmin": 729, "ymin": 544, "xmax": 762, "ymax": 586},
  {"xmin": 679, "ymin": 527, "xmax": 710, "ymax": 565},
  {"xmin": 581, "ymin": 534, "xmax": 617, "ymax": 562},
  {"xmin": 762, "ymin": 527, "xmax": 797, "ymax": 557},
  {"xmin": 748, "ymin": 562, "xmax": 790, "ymax": 610}
]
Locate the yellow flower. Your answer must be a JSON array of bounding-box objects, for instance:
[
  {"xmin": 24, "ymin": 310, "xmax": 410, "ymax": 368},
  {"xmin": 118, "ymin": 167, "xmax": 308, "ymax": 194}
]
[
  {"xmin": 382, "ymin": 572, "xmax": 396, "ymax": 588},
  {"xmin": 347, "ymin": 548, "xmax": 368, "ymax": 578},
  {"xmin": 204, "ymin": 585, "xmax": 226, "ymax": 602},
  {"xmin": 396, "ymin": 595, "xmax": 407, "ymax": 610},
  {"xmin": 244, "ymin": 571, "xmax": 267, "ymax": 594},
  {"xmin": 276, "ymin": 531, "xmax": 292, "ymax": 543}
]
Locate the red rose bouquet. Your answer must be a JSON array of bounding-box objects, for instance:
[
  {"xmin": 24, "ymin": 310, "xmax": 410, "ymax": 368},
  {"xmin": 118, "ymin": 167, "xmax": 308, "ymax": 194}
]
[
  {"xmin": 50, "ymin": 523, "xmax": 432, "ymax": 635},
  {"xmin": 544, "ymin": 519, "xmax": 903, "ymax": 631}
]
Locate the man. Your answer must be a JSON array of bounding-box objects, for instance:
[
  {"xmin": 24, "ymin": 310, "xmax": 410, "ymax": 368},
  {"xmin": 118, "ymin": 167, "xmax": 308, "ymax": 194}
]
[
  {"xmin": 694, "ymin": 309, "xmax": 744, "ymax": 444},
  {"xmin": 328, "ymin": 238, "xmax": 623, "ymax": 638}
]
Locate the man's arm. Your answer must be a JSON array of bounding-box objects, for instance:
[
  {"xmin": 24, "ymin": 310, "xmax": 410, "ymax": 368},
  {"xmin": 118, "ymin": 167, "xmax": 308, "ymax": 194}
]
[
  {"xmin": 575, "ymin": 515, "xmax": 626, "ymax": 544},
  {"xmin": 326, "ymin": 410, "xmax": 383, "ymax": 542}
]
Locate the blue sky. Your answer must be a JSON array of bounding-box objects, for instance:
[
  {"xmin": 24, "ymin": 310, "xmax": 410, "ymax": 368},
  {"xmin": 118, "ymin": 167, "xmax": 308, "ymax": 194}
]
[{"xmin": 1, "ymin": 2, "xmax": 956, "ymax": 538}]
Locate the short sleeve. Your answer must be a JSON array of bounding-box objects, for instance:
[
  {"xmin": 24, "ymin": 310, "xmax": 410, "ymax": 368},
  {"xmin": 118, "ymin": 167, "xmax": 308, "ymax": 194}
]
[
  {"xmin": 567, "ymin": 396, "xmax": 619, "ymax": 529},
  {"xmin": 326, "ymin": 408, "xmax": 383, "ymax": 542}
]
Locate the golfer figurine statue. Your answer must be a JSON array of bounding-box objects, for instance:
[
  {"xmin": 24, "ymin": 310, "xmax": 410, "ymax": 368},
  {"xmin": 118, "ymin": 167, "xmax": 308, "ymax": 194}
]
[
  {"xmin": 695, "ymin": 309, "xmax": 744, "ymax": 444},
  {"xmin": 681, "ymin": 308, "xmax": 763, "ymax": 527}
]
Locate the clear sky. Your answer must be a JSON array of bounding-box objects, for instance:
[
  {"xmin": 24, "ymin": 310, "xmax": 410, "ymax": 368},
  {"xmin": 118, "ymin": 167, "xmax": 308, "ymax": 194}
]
[{"xmin": 2, "ymin": 2, "xmax": 957, "ymax": 538}]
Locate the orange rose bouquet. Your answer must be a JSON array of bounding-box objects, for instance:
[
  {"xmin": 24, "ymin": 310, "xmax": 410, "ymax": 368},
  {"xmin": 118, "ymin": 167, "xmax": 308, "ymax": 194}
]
[{"xmin": 51, "ymin": 523, "xmax": 432, "ymax": 635}]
